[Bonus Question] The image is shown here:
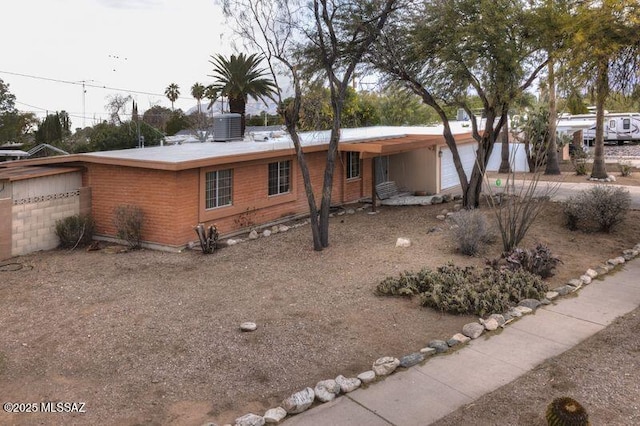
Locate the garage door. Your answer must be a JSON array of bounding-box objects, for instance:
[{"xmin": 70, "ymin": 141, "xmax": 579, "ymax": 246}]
[{"xmin": 441, "ymin": 143, "xmax": 478, "ymax": 190}]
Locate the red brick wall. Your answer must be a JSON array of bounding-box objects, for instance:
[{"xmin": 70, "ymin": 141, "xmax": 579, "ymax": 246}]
[
  {"xmin": 84, "ymin": 150, "xmax": 372, "ymax": 248},
  {"xmin": 85, "ymin": 164, "xmax": 199, "ymax": 247}
]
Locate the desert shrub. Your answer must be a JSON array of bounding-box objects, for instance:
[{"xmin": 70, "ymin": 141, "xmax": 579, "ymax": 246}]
[
  {"xmin": 503, "ymin": 244, "xmax": 562, "ymax": 278},
  {"xmin": 563, "ymin": 185, "xmax": 631, "ymax": 233},
  {"xmin": 113, "ymin": 204, "xmax": 144, "ymax": 248},
  {"xmin": 562, "ymin": 200, "xmax": 582, "ymax": 231},
  {"xmin": 618, "ymin": 160, "xmax": 633, "ymax": 177},
  {"xmin": 449, "ymin": 209, "xmax": 494, "ymax": 255},
  {"xmin": 55, "ymin": 214, "xmax": 95, "ymax": 249},
  {"xmin": 377, "ymin": 263, "xmax": 547, "ymax": 317},
  {"xmin": 571, "ymin": 149, "xmax": 589, "ymax": 176}
]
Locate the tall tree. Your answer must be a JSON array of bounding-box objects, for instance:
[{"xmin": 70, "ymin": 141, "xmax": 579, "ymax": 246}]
[
  {"xmin": 569, "ymin": 0, "xmax": 640, "ymax": 179},
  {"xmin": 0, "ymin": 78, "xmax": 16, "ymax": 115},
  {"xmin": 371, "ymin": 0, "xmax": 546, "ymax": 207},
  {"xmin": 530, "ymin": 0, "xmax": 572, "ymax": 175},
  {"xmin": 209, "ymin": 53, "xmax": 277, "ymax": 136},
  {"xmin": 142, "ymin": 105, "xmax": 172, "ymax": 133},
  {"xmin": 0, "ymin": 78, "xmax": 38, "ymax": 143},
  {"xmin": 204, "ymin": 84, "xmax": 218, "ymax": 112},
  {"xmin": 165, "ymin": 83, "xmax": 180, "ymax": 111},
  {"xmin": 35, "ymin": 113, "xmax": 63, "ymax": 145},
  {"xmin": 132, "ymin": 100, "xmax": 139, "ymax": 122},
  {"xmin": 222, "ymin": 0, "xmax": 397, "ymax": 250},
  {"xmin": 106, "ymin": 94, "xmax": 132, "ymax": 125},
  {"xmin": 191, "ymin": 82, "xmax": 206, "ymax": 114}
]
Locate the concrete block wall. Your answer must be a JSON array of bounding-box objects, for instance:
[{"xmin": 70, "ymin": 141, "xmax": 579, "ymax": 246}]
[
  {"xmin": 0, "ymin": 198, "xmax": 11, "ymax": 260},
  {"xmin": 11, "ymin": 195, "xmax": 80, "ymax": 256}
]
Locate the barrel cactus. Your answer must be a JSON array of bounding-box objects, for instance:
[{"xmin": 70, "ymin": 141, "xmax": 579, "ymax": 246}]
[{"xmin": 546, "ymin": 397, "xmax": 590, "ymax": 426}]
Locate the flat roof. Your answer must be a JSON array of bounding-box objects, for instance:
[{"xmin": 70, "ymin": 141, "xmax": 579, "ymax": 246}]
[
  {"xmin": 1, "ymin": 124, "xmax": 474, "ymax": 171},
  {"xmin": 0, "ymin": 166, "xmax": 82, "ymax": 182}
]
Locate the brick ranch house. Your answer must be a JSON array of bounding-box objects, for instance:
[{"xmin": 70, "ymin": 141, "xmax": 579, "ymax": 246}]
[{"xmin": 0, "ymin": 125, "xmax": 477, "ymax": 258}]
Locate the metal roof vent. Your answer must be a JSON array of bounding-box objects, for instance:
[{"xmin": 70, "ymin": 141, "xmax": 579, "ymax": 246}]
[{"xmin": 213, "ymin": 113, "xmax": 242, "ymax": 142}]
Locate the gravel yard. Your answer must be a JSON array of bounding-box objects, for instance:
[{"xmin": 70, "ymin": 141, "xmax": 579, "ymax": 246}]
[{"xmin": 1, "ymin": 198, "xmax": 640, "ymax": 425}]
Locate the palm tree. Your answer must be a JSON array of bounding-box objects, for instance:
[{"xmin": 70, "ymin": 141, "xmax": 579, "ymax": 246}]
[
  {"xmin": 191, "ymin": 82, "xmax": 205, "ymax": 114},
  {"xmin": 204, "ymin": 85, "xmax": 218, "ymax": 112},
  {"xmin": 165, "ymin": 83, "xmax": 180, "ymax": 111},
  {"xmin": 209, "ymin": 53, "xmax": 276, "ymax": 136}
]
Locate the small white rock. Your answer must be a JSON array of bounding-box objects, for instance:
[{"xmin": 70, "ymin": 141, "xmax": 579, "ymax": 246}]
[
  {"xmin": 580, "ymin": 275, "xmax": 592, "ymax": 285},
  {"xmin": 335, "ymin": 375, "xmax": 361, "ymax": 393},
  {"xmin": 585, "ymin": 269, "xmax": 598, "ymax": 279},
  {"xmin": 248, "ymin": 230, "xmax": 259, "ymax": 240},
  {"xmin": 480, "ymin": 318, "xmax": 499, "ymax": 331},
  {"xmin": 514, "ymin": 306, "xmax": 533, "ymax": 315},
  {"xmin": 234, "ymin": 413, "xmax": 265, "ymax": 426},
  {"xmin": 240, "ymin": 322, "xmax": 257, "ymax": 332},
  {"xmin": 395, "ymin": 238, "xmax": 411, "ymax": 248},
  {"xmin": 263, "ymin": 407, "xmax": 287, "ymax": 424},
  {"xmin": 451, "ymin": 333, "xmax": 471, "ymax": 344},
  {"xmin": 357, "ymin": 370, "xmax": 376, "ymax": 384},
  {"xmin": 262, "ymin": 230, "xmax": 272, "ymax": 237},
  {"xmin": 372, "ymin": 356, "xmax": 400, "ymax": 376},
  {"xmin": 420, "ymin": 347, "xmax": 437, "ymax": 356},
  {"xmin": 546, "ymin": 291, "xmax": 559, "ymax": 300},
  {"xmin": 314, "ymin": 379, "xmax": 340, "ymax": 402}
]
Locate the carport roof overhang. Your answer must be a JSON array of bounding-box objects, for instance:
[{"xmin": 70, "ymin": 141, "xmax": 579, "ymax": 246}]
[{"xmin": 339, "ymin": 134, "xmax": 445, "ymax": 158}]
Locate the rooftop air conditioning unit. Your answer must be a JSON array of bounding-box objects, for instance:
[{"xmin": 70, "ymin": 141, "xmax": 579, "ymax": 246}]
[{"xmin": 213, "ymin": 113, "xmax": 242, "ymax": 142}]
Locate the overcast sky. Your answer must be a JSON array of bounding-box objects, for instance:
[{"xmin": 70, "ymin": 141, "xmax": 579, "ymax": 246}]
[{"xmin": 1, "ymin": 0, "xmax": 254, "ymax": 128}]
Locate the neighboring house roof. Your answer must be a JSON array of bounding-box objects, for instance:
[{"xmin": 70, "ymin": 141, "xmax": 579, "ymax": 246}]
[
  {"xmin": 0, "ymin": 150, "xmax": 30, "ymax": 158},
  {"xmin": 27, "ymin": 144, "xmax": 70, "ymax": 157},
  {"xmin": 1, "ymin": 124, "xmax": 474, "ymax": 172}
]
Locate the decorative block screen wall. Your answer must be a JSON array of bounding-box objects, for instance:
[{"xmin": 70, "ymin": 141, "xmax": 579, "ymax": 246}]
[{"xmin": 1, "ymin": 171, "xmax": 85, "ymax": 259}]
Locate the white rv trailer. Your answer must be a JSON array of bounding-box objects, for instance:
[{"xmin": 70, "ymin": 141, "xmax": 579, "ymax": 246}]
[{"xmin": 562, "ymin": 112, "xmax": 640, "ymax": 145}]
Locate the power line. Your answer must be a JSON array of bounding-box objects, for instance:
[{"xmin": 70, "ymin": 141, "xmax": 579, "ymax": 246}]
[
  {"xmin": 14, "ymin": 101, "xmax": 109, "ymax": 121},
  {"xmin": 0, "ymin": 69, "xmax": 193, "ymax": 100}
]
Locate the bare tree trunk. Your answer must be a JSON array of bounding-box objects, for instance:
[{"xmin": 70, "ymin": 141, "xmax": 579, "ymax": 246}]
[
  {"xmin": 228, "ymin": 97, "xmax": 246, "ymax": 137},
  {"xmin": 498, "ymin": 109, "xmax": 511, "ymax": 173},
  {"xmin": 283, "ymin": 82, "xmax": 323, "ymax": 251},
  {"xmin": 591, "ymin": 59, "xmax": 609, "ymax": 179},
  {"xmin": 318, "ymin": 96, "xmax": 343, "ymax": 248},
  {"xmin": 545, "ymin": 57, "xmax": 561, "ymax": 175}
]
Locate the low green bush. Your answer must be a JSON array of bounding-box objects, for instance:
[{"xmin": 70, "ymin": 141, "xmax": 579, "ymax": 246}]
[
  {"xmin": 376, "ymin": 263, "xmax": 548, "ymax": 316},
  {"xmin": 55, "ymin": 214, "xmax": 95, "ymax": 248},
  {"xmin": 563, "ymin": 185, "xmax": 631, "ymax": 233}
]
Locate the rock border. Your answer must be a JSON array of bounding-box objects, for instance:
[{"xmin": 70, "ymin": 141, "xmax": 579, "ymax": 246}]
[
  {"xmin": 206, "ymin": 202, "xmax": 640, "ymax": 426},
  {"xmin": 217, "ymin": 243, "xmax": 640, "ymax": 426}
]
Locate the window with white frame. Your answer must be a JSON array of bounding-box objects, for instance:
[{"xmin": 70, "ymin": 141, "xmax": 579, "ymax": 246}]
[
  {"xmin": 268, "ymin": 160, "xmax": 291, "ymax": 196},
  {"xmin": 346, "ymin": 151, "xmax": 360, "ymax": 179},
  {"xmin": 205, "ymin": 169, "xmax": 233, "ymax": 209}
]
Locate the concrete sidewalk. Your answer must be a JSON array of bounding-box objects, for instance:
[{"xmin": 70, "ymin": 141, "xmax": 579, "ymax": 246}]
[{"xmin": 285, "ymin": 260, "xmax": 640, "ymax": 426}]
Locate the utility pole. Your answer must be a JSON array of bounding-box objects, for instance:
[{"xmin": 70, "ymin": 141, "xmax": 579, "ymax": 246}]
[{"xmin": 78, "ymin": 80, "xmax": 95, "ymax": 128}]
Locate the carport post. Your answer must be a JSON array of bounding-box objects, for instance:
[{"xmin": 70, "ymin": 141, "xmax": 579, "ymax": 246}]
[{"xmin": 371, "ymin": 157, "xmax": 377, "ymax": 213}]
